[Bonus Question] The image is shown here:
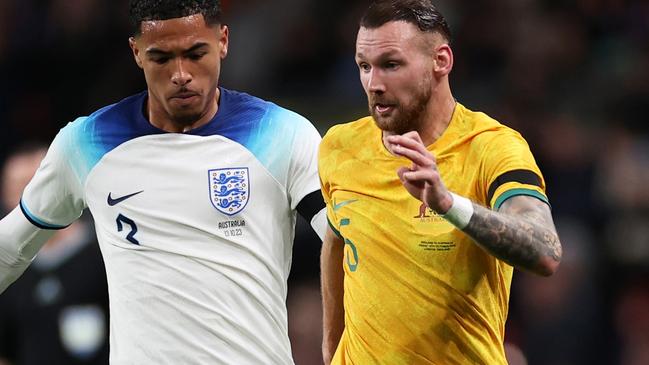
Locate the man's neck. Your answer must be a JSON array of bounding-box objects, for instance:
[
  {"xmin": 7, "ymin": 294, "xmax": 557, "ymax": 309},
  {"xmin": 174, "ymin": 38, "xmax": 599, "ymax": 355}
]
[
  {"xmin": 382, "ymin": 91, "xmax": 457, "ymax": 149},
  {"xmin": 147, "ymin": 89, "xmax": 220, "ymax": 133},
  {"xmin": 416, "ymin": 90, "xmax": 457, "ymax": 146}
]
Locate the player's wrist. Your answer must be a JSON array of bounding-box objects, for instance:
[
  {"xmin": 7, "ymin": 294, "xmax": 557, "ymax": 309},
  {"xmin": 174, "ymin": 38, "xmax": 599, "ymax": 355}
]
[
  {"xmin": 441, "ymin": 192, "xmax": 474, "ymax": 229},
  {"xmin": 434, "ymin": 192, "xmax": 454, "ymax": 214}
]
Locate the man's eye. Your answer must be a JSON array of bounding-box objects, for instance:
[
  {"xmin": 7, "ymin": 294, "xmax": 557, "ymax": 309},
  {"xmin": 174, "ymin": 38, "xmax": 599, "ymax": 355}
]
[
  {"xmin": 385, "ymin": 62, "xmax": 399, "ymax": 70},
  {"xmin": 188, "ymin": 53, "xmax": 206, "ymax": 60},
  {"xmin": 358, "ymin": 63, "xmax": 370, "ymax": 72},
  {"xmin": 152, "ymin": 57, "xmax": 169, "ymax": 64}
]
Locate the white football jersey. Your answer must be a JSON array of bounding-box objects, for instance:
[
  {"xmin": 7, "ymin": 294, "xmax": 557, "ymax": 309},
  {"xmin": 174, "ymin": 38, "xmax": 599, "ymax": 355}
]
[{"xmin": 20, "ymin": 89, "xmax": 321, "ymax": 364}]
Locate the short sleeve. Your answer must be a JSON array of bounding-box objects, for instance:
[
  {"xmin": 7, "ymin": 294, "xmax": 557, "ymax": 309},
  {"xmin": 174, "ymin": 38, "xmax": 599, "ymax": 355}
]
[
  {"xmin": 287, "ymin": 115, "xmax": 322, "ymax": 210},
  {"xmin": 318, "ymin": 125, "xmax": 343, "ymax": 238},
  {"xmin": 480, "ymin": 130, "xmax": 548, "ymax": 210},
  {"xmin": 20, "ymin": 126, "xmax": 86, "ymax": 229}
]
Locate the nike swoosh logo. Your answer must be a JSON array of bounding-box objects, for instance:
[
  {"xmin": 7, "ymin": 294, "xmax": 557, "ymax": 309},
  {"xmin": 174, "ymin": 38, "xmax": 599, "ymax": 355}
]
[
  {"xmin": 333, "ymin": 199, "xmax": 358, "ymax": 212},
  {"xmin": 107, "ymin": 191, "xmax": 144, "ymax": 206}
]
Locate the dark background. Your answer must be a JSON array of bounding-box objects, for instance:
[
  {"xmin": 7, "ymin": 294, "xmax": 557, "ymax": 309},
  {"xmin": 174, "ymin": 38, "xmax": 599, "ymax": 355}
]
[{"xmin": 1, "ymin": 1, "xmax": 648, "ymax": 364}]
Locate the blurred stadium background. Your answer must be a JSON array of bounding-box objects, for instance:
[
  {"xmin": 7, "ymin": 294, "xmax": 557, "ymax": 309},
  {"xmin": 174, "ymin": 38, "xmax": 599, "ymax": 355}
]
[{"xmin": 1, "ymin": 0, "xmax": 648, "ymax": 364}]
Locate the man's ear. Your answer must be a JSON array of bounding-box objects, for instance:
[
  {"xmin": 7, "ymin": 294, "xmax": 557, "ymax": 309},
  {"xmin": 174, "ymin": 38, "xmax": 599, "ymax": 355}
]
[
  {"xmin": 129, "ymin": 37, "xmax": 144, "ymax": 69},
  {"xmin": 433, "ymin": 44, "xmax": 453, "ymax": 76},
  {"xmin": 219, "ymin": 25, "xmax": 229, "ymax": 59}
]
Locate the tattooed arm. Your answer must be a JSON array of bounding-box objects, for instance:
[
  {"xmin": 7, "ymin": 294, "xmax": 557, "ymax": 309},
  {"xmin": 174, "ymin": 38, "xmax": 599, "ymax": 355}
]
[
  {"xmin": 386, "ymin": 132, "xmax": 562, "ymax": 276},
  {"xmin": 464, "ymin": 195, "xmax": 561, "ymax": 276}
]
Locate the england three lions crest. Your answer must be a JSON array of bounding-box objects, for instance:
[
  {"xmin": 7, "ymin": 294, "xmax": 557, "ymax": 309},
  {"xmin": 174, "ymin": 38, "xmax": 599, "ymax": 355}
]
[{"xmin": 209, "ymin": 168, "xmax": 250, "ymax": 216}]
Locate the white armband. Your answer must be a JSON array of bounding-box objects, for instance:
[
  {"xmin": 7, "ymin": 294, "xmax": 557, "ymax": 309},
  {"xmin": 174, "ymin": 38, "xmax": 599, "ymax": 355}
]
[
  {"xmin": 0, "ymin": 207, "xmax": 55, "ymax": 293},
  {"xmin": 441, "ymin": 192, "xmax": 474, "ymax": 229},
  {"xmin": 310, "ymin": 207, "xmax": 327, "ymax": 242}
]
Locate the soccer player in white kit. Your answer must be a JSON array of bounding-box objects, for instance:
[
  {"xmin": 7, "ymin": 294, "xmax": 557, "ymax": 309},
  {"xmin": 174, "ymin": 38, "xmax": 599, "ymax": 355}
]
[{"xmin": 0, "ymin": 1, "xmax": 326, "ymax": 363}]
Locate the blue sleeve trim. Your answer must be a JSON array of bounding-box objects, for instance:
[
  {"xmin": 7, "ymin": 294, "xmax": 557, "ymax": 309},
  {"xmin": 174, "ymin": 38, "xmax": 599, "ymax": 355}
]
[{"xmin": 19, "ymin": 200, "xmax": 69, "ymax": 230}]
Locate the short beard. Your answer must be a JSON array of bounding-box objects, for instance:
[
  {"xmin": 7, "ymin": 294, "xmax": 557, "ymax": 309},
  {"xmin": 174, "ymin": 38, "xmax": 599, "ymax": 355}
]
[{"xmin": 369, "ymin": 78, "xmax": 432, "ymax": 135}]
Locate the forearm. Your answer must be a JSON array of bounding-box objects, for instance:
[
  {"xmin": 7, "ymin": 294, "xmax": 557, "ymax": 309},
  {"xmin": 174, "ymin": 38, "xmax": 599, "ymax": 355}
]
[
  {"xmin": 386, "ymin": 132, "xmax": 561, "ymax": 275},
  {"xmin": 320, "ymin": 231, "xmax": 345, "ymax": 364},
  {"xmin": 0, "ymin": 207, "xmax": 53, "ymax": 293},
  {"xmin": 461, "ymin": 202, "xmax": 561, "ymax": 276}
]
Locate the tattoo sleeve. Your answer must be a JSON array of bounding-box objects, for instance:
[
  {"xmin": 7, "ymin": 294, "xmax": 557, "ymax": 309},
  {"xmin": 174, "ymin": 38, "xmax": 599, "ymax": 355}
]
[{"xmin": 461, "ymin": 195, "xmax": 562, "ymax": 275}]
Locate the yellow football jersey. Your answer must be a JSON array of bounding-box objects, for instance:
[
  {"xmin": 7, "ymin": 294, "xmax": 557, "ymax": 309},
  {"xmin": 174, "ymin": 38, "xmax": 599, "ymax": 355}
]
[{"xmin": 319, "ymin": 103, "xmax": 548, "ymax": 365}]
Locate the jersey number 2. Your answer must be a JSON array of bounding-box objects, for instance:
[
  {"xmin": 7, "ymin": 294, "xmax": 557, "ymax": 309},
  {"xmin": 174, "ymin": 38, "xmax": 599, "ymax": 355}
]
[{"xmin": 116, "ymin": 214, "xmax": 139, "ymax": 245}]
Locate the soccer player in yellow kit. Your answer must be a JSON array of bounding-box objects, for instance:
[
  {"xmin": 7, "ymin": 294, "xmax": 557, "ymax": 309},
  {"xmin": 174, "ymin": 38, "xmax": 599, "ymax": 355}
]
[{"xmin": 318, "ymin": 1, "xmax": 563, "ymax": 364}]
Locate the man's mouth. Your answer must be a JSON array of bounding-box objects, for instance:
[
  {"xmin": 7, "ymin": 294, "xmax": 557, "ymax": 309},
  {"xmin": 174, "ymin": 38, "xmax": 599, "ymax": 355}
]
[
  {"xmin": 374, "ymin": 103, "xmax": 394, "ymax": 114},
  {"xmin": 169, "ymin": 91, "xmax": 201, "ymax": 107},
  {"xmin": 171, "ymin": 91, "xmax": 199, "ymax": 100}
]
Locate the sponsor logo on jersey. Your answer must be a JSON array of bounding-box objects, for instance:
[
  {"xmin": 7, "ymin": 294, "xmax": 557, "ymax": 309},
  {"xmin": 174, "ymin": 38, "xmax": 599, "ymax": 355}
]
[
  {"xmin": 333, "ymin": 199, "xmax": 357, "ymax": 212},
  {"xmin": 414, "ymin": 202, "xmax": 446, "ymax": 222},
  {"xmin": 107, "ymin": 190, "xmax": 143, "ymax": 206},
  {"xmin": 209, "ymin": 167, "xmax": 250, "ymax": 216},
  {"xmin": 414, "ymin": 202, "xmax": 431, "ymax": 218}
]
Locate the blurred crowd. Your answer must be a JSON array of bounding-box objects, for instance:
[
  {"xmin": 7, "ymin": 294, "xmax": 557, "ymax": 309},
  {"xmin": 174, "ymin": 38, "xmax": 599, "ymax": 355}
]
[{"xmin": 1, "ymin": 0, "xmax": 648, "ymax": 364}]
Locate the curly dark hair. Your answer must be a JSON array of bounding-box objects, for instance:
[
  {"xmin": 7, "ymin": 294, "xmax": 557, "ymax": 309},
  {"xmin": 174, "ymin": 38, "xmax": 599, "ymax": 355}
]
[
  {"xmin": 360, "ymin": 0, "xmax": 451, "ymax": 42},
  {"xmin": 129, "ymin": 0, "xmax": 222, "ymax": 35}
]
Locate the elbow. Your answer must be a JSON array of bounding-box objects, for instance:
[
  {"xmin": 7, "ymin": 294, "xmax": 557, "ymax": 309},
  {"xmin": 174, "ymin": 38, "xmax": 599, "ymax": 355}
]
[
  {"xmin": 535, "ymin": 244, "xmax": 562, "ymax": 277},
  {"xmin": 535, "ymin": 256, "xmax": 561, "ymax": 277},
  {"xmin": 533, "ymin": 233, "xmax": 563, "ymax": 277}
]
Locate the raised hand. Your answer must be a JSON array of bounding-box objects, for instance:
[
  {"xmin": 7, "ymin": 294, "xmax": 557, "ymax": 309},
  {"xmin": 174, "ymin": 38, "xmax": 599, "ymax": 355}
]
[{"xmin": 385, "ymin": 132, "xmax": 453, "ymax": 214}]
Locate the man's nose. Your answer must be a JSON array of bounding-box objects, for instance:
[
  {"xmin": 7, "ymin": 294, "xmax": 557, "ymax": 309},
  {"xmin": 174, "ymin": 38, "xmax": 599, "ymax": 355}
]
[
  {"xmin": 171, "ymin": 59, "xmax": 192, "ymax": 86},
  {"xmin": 367, "ymin": 69, "xmax": 386, "ymax": 94}
]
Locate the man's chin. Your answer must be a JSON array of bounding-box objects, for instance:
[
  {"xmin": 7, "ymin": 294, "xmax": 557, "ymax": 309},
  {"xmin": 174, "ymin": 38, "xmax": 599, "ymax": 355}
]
[
  {"xmin": 372, "ymin": 114, "xmax": 407, "ymax": 134},
  {"xmin": 169, "ymin": 110, "xmax": 204, "ymax": 127},
  {"xmin": 371, "ymin": 112, "xmax": 390, "ymax": 129}
]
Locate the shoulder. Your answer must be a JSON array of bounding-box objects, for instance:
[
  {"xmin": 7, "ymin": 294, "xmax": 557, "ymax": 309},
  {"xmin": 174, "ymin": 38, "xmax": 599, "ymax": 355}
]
[
  {"xmin": 220, "ymin": 88, "xmax": 270, "ymax": 118},
  {"xmin": 82, "ymin": 92, "xmax": 148, "ymax": 130},
  {"xmin": 457, "ymin": 103, "xmax": 530, "ymax": 151},
  {"xmin": 222, "ymin": 89, "xmax": 305, "ymax": 122},
  {"xmin": 51, "ymin": 92, "xmax": 153, "ymax": 179},
  {"xmin": 59, "ymin": 92, "xmax": 149, "ymax": 139},
  {"xmin": 215, "ymin": 90, "xmax": 321, "ymax": 178},
  {"xmin": 267, "ymin": 101, "xmax": 316, "ymax": 134},
  {"xmin": 321, "ymin": 116, "xmax": 374, "ymax": 150},
  {"xmin": 220, "ymin": 88, "xmax": 317, "ymax": 135},
  {"xmin": 319, "ymin": 116, "xmax": 374, "ymax": 181}
]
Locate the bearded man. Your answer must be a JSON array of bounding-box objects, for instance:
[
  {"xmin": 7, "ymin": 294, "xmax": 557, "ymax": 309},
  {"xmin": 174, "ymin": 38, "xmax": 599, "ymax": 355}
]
[{"xmin": 318, "ymin": 1, "xmax": 563, "ymax": 364}]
